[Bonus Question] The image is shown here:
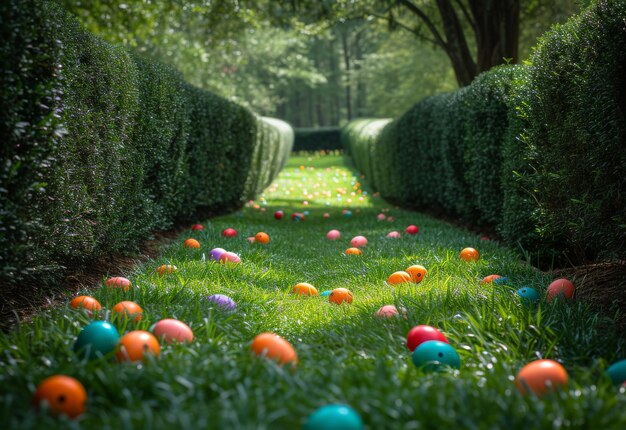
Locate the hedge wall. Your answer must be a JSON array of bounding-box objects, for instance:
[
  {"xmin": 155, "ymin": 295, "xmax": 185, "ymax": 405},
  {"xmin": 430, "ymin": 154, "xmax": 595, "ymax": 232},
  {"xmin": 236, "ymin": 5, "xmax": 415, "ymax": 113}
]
[
  {"xmin": 341, "ymin": 119, "xmax": 391, "ymax": 191},
  {"xmin": 0, "ymin": 0, "xmax": 292, "ymax": 290},
  {"xmin": 293, "ymin": 127, "xmax": 342, "ymax": 152}
]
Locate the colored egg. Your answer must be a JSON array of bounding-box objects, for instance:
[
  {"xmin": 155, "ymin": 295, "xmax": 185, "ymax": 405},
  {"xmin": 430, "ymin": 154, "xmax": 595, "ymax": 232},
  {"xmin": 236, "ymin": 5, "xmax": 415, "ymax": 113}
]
[
  {"xmin": 329, "ymin": 288, "xmax": 353, "ymax": 304},
  {"xmin": 255, "ymin": 232, "xmax": 270, "ymax": 244},
  {"xmin": 375, "ymin": 305, "xmax": 399, "ymax": 318},
  {"xmin": 406, "ymin": 325, "xmax": 448, "ymax": 352},
  {"xmin": 405, "ymin": 225, "xmax": 419, "ymax": 235},
  {"xmin": 387, "ymin": 271, "xmax": 413, "ymax": 285},
  {"xmin": 494, "ymin": 277, "xmax": 509, "ymax": 285},
  {"xmin": 377, "ymin": 213, "xmax": 386, "ymax": 221},
  {"xmin": 412, "ymin": 340, "xmax": 461, "ymax": 371},
  {"xmin": 323, "ymin": 213, "xmax": 331, "ymax": 218},
  {"xmin": 481, "ymin": 274, "xmax": 502, "ymax": 284},
  {"xmin": 105, "ymin": 276, "xmax": 131, "ymax": 291},
  {"xmin": 207, "ymin": 294, "xmax": 237, "ymax": 310},
  {"xmin": 155, "ymin": 264, "xmax": 177, "ymax": 276},
  {"xmin": 246, "ymin": 236, "xmax": 256, "ymax": 243},
  {"xmin": 250, "ymin": 332, "xmax": 297, "ymax": 366},
  {"xmin": 326, "ymin": 229, "xmax": 341, "ymax": 240},
  {"xmin": 112, "ymin": 301, "xmax": 143, "ymax": 322},
  {"xmin": 350, "ymin": 235, "xmax": 368, "ymax": 248},
  {"xmin": 460, "ymin": 247, "xmax": 480, "ymax": 261},
  {"xmin": 152, "ymin": 319, "xmax": 193, "ymax": 344},
  {"xmin": 387, "ymin": 216, "xmax": 395, "ymax": 222},
  {"xmin": 386, "ymin": 231, "xmax": 401, "ymax": 238},
  {"xmin": 292, "ymin": 212, "xmax": 305, "ymax": 221},
  {"xmin": 320, "ymin": 290, "xmax": 332, "ymax": 297},
  {"xmin": 546, "ymin": 278, "xmax": 575, "ymax": 302},
  {"xmin": 345, "ymin": 247, "xmax": 362, "ymax": 255},
  {"xmin": 515, "ymin": 359, "xmax": 568, "ymax": 396},
  {"xmin": 184, "ymin": 238, "xmax": 201, "ymax": 249},
  {"xmin": 69, "ymin": 296, "xmax": 101, "ymax": 314},
  {"xmin": 116, "ymin": 330, "xmax": 160, "ymax": 362},
  {"xmin": 210, "ymin": 248, "xmax": 227, "ymax": 261},
  {"xmin": 303, "ymin": 404, "xmax": 364, "ymax": 430},
  {"xmin": 223, "ymin": 228, "xmax": 237, "ymax": 237},
  {"xmin": 480, "ymin": 235, "xmax": 490, "ymax": 241},
  {"xmin": 606, "ymin": 359, "xmax": 626, "ymax": 385},
  {"xmin": 33, "ymin": 375, "xmax": 87, "ymax": 418},
  {"xmin": 516, "ymin": 287, "xmax": 539, "ymax": 306},
  {"xmin": 406, "ymin": 265, "xmax": 427, "ymax": 284},
  {"xmin": 74, "ymin": 321, "xmax": 120, "ymax": 359},
  {"xmin": 342, "ymin": 210, "xmax": 352, "ymax": 218},
  {"xmin": 274, "ymin": 210, "xmax": 284, "ymax": 220},
  {"xmin": 191, "ymin": 224, "xmax": 204, "ymax": 231},
  {"xmin": 293, "ymin": 282, "xmax": 319, "ymax": 296},
  {"xmin": 219, "ymin": 251, "xmax": 241, "ymax": 264}
]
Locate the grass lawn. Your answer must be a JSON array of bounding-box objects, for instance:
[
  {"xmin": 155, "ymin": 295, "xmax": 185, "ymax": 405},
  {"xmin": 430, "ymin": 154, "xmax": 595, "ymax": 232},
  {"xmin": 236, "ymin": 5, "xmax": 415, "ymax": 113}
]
[{"xmin": 1, "ymin": 153, "xmax": 625, "ymax": 429}]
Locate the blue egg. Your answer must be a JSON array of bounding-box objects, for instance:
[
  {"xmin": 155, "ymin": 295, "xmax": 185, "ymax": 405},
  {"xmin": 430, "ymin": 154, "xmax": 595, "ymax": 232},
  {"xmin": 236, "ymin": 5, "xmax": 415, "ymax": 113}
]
[
  {"xmin": 303, "ymin": 404, "xmax": 363, "ymax": 430},
  {"xmin": 74, "ymin": 321, "xmax": 120, "ymax": 360},
  {"xmin": 411, "ymin": 340, "xmax": 461, "ymax": 371},
  {"xmin": 606, "ymin": 359, "xmax": 626, "ymax": 385},
  {"xmin": 494, "ymin": 277, "xmax": 509, "ymax": 285},
  {"xmin": 320, "ymin": 291, "xmax": 332, "ymax": 297},
  {"xmin": 303, "ymin": 211, "xmax": 310, "ymax": 216},
  {"xmin": 516, "ymin": 287, "xmax": 539, "ymax": 306}
]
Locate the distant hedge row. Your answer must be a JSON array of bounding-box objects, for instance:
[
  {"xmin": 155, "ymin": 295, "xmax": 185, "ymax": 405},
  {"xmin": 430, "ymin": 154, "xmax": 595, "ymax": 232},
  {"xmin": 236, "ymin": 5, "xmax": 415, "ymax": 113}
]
[
  {"xmin": 343, "ymin": 0, "xmax": 626, "ymax": 266},
  {"xmin": 0, "ymin": 0, "xmax": 293, "ymax": 289},
  {"xmin": 293, "ymin": 127, "xmax": 342, "ymax": 151}
]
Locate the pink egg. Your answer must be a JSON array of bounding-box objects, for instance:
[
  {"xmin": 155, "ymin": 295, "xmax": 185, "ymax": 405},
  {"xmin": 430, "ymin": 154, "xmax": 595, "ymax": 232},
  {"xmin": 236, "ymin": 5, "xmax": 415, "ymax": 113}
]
[
  {"xmin": 152, "ymin": 319, "xmax": 193, "ymax": 344},
  {"xmin": 326, "ymin": 229, "xmax": 341, "ymax": 240},
  {"xmin": 375, "ymin": 305, "xmax": 399, "ymax": 318},
  {"xmin": 377, "ymin": 213, "xmax": 386, "ymax": 221},
  {"xmin": 223, "ymin": 228, "xmax": 237, "ymax": 237},
  {"xmin": 387, "ymin": 217, "xmax": 395, "ymax": 222},
  {"xmin": 219, "ymin": 252, "xmax": 241, "ymax": 264},
  {"xmin": 350, "ymin": 236, "xmax": 368, "ymax": 248},
  {"xmin": 246, "ymin": 236, "xmax": 256, "ymax": 243},
  {"xmin": 386, "ymin": 231, "xmax": 401, "ymax": 239},
  {"xmin": 323, "ymin": 213, "xmax": 331, "ymax": 218}
]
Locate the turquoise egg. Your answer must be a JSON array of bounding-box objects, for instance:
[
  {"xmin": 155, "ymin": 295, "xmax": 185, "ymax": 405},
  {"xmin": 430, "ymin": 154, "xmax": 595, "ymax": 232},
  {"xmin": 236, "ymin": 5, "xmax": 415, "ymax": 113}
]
[
  {"xmin": 74, "ymin": 321, "xmax": 120, "ymax": 360},
  {"xmin": 606, "ymin": 359, "xmax": 626, "ymax": 385},
  {"xmin": 411, "ymin": 340, "xmax": 461, "ymax": 371},
  {"xmin": 494, "ymin": 277, "xmax": 509, "ymax": 285},
  {"xmin": 516, "ymin": 287, "xmax": 539, "ymax": 306},
  {"xmin": 303, "ymin": 404, "xmax": 363, "ymax": 430},
  {"xmin": 320, "ymin": 291, "xmax": 332, "ymax": 297}
]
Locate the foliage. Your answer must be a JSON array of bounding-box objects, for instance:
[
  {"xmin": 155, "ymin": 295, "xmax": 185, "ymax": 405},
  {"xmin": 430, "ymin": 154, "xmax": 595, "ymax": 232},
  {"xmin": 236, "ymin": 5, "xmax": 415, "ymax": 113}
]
[
  {"xmin": 294, "ymin": 128, "xmax": 342, "ymax": 151},
  {"xmin": 341, "ymin": 119, "xmax": 391, "ymax": 191}
]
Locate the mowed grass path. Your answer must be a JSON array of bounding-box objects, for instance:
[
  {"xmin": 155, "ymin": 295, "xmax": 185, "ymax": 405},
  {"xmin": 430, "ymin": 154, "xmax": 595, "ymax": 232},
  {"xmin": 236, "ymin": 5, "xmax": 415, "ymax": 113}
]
[{"xmin": 2, "ymin": 153, "xmax": 625, "ymax": 429}]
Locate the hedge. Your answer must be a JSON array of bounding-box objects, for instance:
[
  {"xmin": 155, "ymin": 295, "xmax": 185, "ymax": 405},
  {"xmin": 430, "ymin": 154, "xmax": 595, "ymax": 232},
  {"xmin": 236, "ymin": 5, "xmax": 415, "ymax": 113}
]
[
  {"xmin": 0, "ymin": 0, "xmax": 292, "ymax": 290},
  {"xmin": 341, "ymin": 119, "xmax": 391, "ymax": 190},
  {"xmin": 294, "ymin": 127, "xmax": 342, "ymax": 152}
]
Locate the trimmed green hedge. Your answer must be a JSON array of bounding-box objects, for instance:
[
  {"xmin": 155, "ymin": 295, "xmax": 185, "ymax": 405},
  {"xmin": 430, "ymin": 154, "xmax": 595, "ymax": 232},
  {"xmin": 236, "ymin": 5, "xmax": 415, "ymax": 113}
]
[
  {"xmin": 0, "ymin": 0, "xmax": 292, "ymax": 290},
  {"xmin": 341, "ymin": 119, "xmax": 391, "ymax": 190},
  {"xmin": 294, "ymin": 127, "xmax": 342, "ymax": 152}
]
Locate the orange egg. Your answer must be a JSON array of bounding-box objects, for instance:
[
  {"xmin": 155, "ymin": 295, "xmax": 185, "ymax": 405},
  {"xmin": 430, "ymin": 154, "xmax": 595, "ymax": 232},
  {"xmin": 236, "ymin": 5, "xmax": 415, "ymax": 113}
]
[
  {"xmin": 69, "ymin": 296, "xmax": 102, "ymax": 313},
  {"xmin": 293, "ymin": 282, "xmax": 319, "ymax": 296},
  {"xmin": 116, "ymin": 330, "xmax": 160, "ymax": 362},
  {"xmin": 33, "ymin": 375, "xmax": 87, "ymax": 418},
  {"xmin": 460, "ymin": 247, "xmax": 480, "ymax": 261},
  {"xmin": 255, "ymin": 232, "xmax": 270, "ymax": 244},
  {"xmin": 387, "ymin": 271, "xmax": 413, "ymax": 285},
  {"xmin": 105, "ymin": 276, "xmax": 131, "ymax": 291},
  {"xmin": 481, "ymin": 274, "xmax": 502, "ymax": 284},
  {"xmin": 329, "ymin": 288, "xmax": 353, "ymax": 304},
  {"xmin": 112, "ymin": 301, "xmax": 143, "ymax": 322},
  {"xmin": 406, "ymin": 265, "xmax": 427, "ymax": 284},
  {"xmin": 345, "ymin": 247, "xmax": 362, "ymax": 255},
  {"xmin": 546, "ymin": 278, "xmax": 575, "ymax": 302},
  {"xmin": 516, "ymin": 359, "xmax": 568, "ymax": 396},
  {"xmin": 183, "ymin": 238, "xmax": 201, "ymax": 249},
  {"xmin": 152, "ymin": 319, "xmax": 194, "ymax": 344},
  {"xmin": 250, "ymin": 332, "xmax": 297, "ymax": 366},
  {"xmin": 156, "ymin": 264, "xmax": 177, "ymax": 276}
]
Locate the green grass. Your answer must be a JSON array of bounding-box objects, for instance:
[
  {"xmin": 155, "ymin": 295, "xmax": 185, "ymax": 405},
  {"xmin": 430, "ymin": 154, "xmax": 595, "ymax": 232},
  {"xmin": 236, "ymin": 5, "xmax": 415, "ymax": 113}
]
[{"xmin": 1, "ymin": 153, "xmax": 625, "ymax": 429}]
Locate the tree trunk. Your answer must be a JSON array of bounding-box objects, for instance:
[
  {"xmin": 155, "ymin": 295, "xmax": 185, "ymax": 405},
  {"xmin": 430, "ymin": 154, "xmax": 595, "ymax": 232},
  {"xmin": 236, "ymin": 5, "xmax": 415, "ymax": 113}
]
[
  {"xmin": 340, "ymin": 30, "xmax": 353, "ymax": 121},
  {"xmin": 436, "ymin": 0, "xmax": 477, "ymax": 86}
]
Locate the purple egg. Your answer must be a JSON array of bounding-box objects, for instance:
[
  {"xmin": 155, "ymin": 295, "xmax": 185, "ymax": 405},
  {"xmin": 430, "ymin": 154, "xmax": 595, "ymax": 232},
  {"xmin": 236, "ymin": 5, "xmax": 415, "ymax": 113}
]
[
  {"xmin": 210, "ymin": 248, "xmax": 226, "ymax": 261},
  {"xmin": 207, "ymin": 294, "xmax": 236, "ymax": 310}
]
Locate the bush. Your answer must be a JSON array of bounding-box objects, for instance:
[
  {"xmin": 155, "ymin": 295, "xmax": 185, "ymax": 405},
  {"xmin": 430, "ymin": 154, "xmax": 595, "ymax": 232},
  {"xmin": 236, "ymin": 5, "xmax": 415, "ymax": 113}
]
[
  {"xmin": 294, "ymin": 127, "xmax": 341, "ymax": 152},
  {"xmin": 341, "ymin": 119, "xmax": 391, "ymax": 190}
]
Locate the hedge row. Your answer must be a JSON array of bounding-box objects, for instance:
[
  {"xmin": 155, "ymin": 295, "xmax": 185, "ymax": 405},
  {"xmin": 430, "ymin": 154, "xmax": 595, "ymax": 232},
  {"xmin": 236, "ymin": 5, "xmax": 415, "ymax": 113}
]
[
  {"xmin": 293, "ymin": 127, "xmax": 342, "ymax": 152},
  {"xmin": 341, "ymin": 119, "xmax": 391, "ymax": 191},
  {"xmin": 343, "ymin": 0, "xmax": 626, "ymax": 266},
  {"xmin": 0, "ymin": 0, "xmax": 293, "ymax": 289}
]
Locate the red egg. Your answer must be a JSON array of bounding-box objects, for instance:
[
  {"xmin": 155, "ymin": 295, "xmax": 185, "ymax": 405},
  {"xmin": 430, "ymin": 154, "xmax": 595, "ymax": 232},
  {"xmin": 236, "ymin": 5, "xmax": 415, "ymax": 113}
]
[
  {"xmin": 223, "ymin": 228, "xmax": 237, "ymax": 237},
  {"xmin": 546, "ymin": 278, "xmax": 575, "ymax": 302},
  {"xmin": 406, "ymin": 325, "xmax": 448, "ymax": 351},
  {"xmin": 152, "ymin": 319, "xmax": 193, "ymax": 344},
  {"xmin": 274, "ymin": 210, "xmax": 284, "ymax": 220},
  {"xmin": 405, "ymin": 225, "xmax": 419, "ymax": 235},
  {"xmin": 191, "ymin": 224, "xmax": 204, "ymax": 231}
]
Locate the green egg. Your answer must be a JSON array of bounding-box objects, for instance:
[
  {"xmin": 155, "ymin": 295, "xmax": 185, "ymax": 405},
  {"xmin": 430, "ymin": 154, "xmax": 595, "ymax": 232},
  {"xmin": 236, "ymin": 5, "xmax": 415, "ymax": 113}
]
[
  {"xmin": 411, "ymin": 340, "xmax": 461, "ymax": 371},
  {"xmin": 606, "ymin": 359, "xmax": 626, "ymax": 385},
  {"xmin": 74, "ymin": 321, "xmax": 120, "ymax": 360},
  {"xmin": 303, "ymin": 404, "xmax": 363, "ymax": 430}
]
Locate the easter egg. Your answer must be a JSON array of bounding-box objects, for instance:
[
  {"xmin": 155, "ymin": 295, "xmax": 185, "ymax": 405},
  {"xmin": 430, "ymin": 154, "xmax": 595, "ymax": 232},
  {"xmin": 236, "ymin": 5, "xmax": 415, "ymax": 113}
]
[
  {"xmin": 386, "ymin": 231, "xmax": 401, "ymax": 239},
  {"xmin": 494, "ymin": 277, "xmax": 509, "ymax": 285},
  {"xmin": 116, "ymin": 330, "xmax": 160, "ymax": 362},
  {"xmin": 387, "ymin": 216, "xmax": 395, "ymax": 222},
  {"xmin": 33, "ymin": 375, "xmax": 86, "ymax": 418},
  {"xmin": 350, "ymin": 236, "xmax": 368, "ymax": 248},
  {"xmin": 155, "ymin": 265, "xmax": 177, "ymax": 276},
  {"xmin": 377, "ymin": 213, "xmax": 386, "ymax": 221},
  {"xmin": 250, "ymin": 332, "xmax": 297, "ymax": 366},
  {"xmin": 210, "ymin": 248, "xmax": 227, "ymax": 261},
  {"xmin": 546, "ymin": 278, "xmax": 575, "ymax": 302},
  {"xmin": 184, "ymin": 238, "xmax": 201, "ymax": 249},
  {"xmin": 405, "ymin": 225, "xmax": 419, "ymax": 235},
  {"xmin": 303, "ymin": 404, "xmax": 364, "ymax": 430},
  {"xmin": 207, "ymin": 294, "xmax": 237, "ymax": 310},
  {"xmin": 274, "ymin": 210, "xmax": 284, "ymax": 220},
  {"xmin": 74, "ymin": 321, "xmax": 120, "ymax": 359},
  {"xmin": 406, "ymin": 325, "xmax": 448, "ymax": 351},
  {"xmin": 606, "ymin": 359, "xmax": 626, "ymax": 385},
  {"xmin": 152, "ymin": 319, "xmax": 193, "ymax": 344},
  {"xmin": 105, "ymin": 276, "xmax": 131, "ymax": 291},
  {"xmin": 345, "ymin": 247, "xmax": 362, "ymax": 256},
  {"xmin": 191, "ymin": 224, "xmax": 204, "ymax": 231},
  {"xmin": 69, "ymin": 296, "xmax": 102, "ymax": 314},
  {"xmin": 255, "ymin": 232, "xmax": 270, "ymax": 244},
  {"xmin": 246, "ymin": 236, "xmax": 256, "ymax": 243},
  {"xmin": 219, "ymin": 252, "xmax": 241, "ymax": 264},
  {"xmin": 406, "ymin": 265, "xmax": 427, "ymax": 284},
  {"xmin": 387, "ymin": 271, "xmax": 413, "ymax": 285},
  {"xmin": 223, "ymin": 228, "xmax": 237, "ymax": 237},
  {"xmin": 480, "ymin": 235, "xmax": 490, "ymax": 241},
  {"xmin": 460, "ymin": 247, "xmax": 479, "ymax": 261},
  {"xmin": 292, "ymin": 212, "xmax": 304, "ymax": 221},
  {"xmin": 515, "ymin": 359, "xmax": 568, "ymax": 396},
  {"xmin": 326, "ymin": 229, "xmax": 341, "ymax": 240},
  {"xmin": 516, "ymin": 287, "xmax": 539, "ymax": 306},
  {"xmin": 375, "ymin": 305, "xmax": 399, "ymax": 318},
  {"xmin": 412, "ymin": 340, "xmax": 461, "ymax": 371},
  {"xmin": 342, "ymin": 210, "xmax": 352, "ymax": 218},
  {"xmin": 320, "ymin": 291, "xmax": 332, "ymax": 297},
  {"xmin": 293, "ymin": 282, "xmax": 319, "ymax": 296},
  {"xmin": 481, "ymin": 274, "xmax": 502, "ymax": 284},
  {"xmin": 112, "ymin": 301, "xmax": 143, "ymax": 322},
  {"xmin": 329, "ymin": 288, "xmax": 353, "ymax": 304},
  {"xmin": 323, "ymin": 213, "xmax": 331, "ymax": 218}
]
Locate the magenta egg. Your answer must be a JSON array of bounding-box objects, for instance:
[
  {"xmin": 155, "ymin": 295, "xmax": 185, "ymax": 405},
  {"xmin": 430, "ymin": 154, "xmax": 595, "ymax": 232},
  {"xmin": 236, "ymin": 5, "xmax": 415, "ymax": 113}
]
[
  {"xmin": 152, "ymin": 319, "xmax": 193, "ymax": 344},
  {"xmin": 210, "ymin": 248, "xmax": 226, "ymax": 261},
  {"xmin": 326, "ymin": 229, "xmax": 341, "ymax": 240},
  {"xmin": 350, "ymin": 236, "xmax": 368, "ymax": 248}
]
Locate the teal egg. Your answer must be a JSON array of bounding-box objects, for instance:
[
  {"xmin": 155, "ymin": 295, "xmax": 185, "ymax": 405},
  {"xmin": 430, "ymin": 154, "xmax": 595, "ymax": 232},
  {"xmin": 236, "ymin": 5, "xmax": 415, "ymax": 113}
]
[
  {"xmin": 494, "ymin": 277, "xmax": 509, "ymax": 285},
  {"xmin": 320, "ymin": 291, "xmax": 332, "ymax": 297},
  {"xmin": 303, "ymin": 404, "xmax": 363, "ymax": 430},
  {"xmin": 516, "ymin": 287, "xmax": 539, "ymax": 306},
  {"xmin": 411, "ymin": 340, "xmax": 461, "ymax": 371},
  {"xmin": 606, "ymin": 359, "xmax": 626, "ymax": 385},
  {"xmin": 74, "ymin": 321, "xmax": 120, "ymax": 359}
]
